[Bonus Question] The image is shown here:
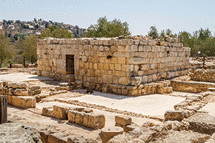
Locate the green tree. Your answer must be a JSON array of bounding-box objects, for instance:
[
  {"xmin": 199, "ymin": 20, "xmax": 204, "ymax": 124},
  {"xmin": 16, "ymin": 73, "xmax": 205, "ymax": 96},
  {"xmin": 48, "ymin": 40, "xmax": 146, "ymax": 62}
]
[
  {"xmin": 0, "ymin": 34, "xmax": 13, "ymax": 68},
  {"xmin": 148, "ymin": 26, "xmax": 158, "ymax": 39},
  {"xmin": 85, "ymin": 16, "xmax": 131, "ymax": 37},
  {"xmin": 178, "ymin": 31, "xmax": 191, "ymax": 47},
  {"xmin": 40, "ymin": 25, "xmax": 73, "ymax": 39},
  {"xmin": 160, "ymin": 30, "xmax": 165, "ymax": 38},
  {"xmin": 198, "ymin": 28, "xmax": 211, "ymax": 41},
  {"xmin": 22, "ymin": 35, "xmax": 38, "ymax": 64}
]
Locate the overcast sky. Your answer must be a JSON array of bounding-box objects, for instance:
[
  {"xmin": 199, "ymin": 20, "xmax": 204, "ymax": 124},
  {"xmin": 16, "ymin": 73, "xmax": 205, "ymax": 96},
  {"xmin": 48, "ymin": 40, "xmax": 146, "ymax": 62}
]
[{"xmin": 1, "ymin": 0, "xmax": 215, "ymax": 35}]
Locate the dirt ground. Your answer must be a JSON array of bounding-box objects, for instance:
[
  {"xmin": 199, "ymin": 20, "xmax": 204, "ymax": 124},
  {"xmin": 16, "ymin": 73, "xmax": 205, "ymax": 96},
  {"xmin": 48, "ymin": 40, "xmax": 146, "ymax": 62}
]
[{"xmin": 1, "ymin": 67, "xmax": 215, "ymax": 143}]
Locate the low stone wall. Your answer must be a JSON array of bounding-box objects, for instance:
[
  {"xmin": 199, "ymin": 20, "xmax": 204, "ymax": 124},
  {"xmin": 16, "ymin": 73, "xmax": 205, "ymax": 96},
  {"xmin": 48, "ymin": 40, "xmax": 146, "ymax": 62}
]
[
  {"xmin": 190, "ymin": 69, "xmax": 215, "ymax": 82},
  {"xmin": 42, "ymin": 106, "xmax": 105, "ymax": 130},
  {"xmin": 171, "ymin": 80, "xmax": 215, "ymax": 93},
  {"xmin": 0, "ymin": 81, "xmax": 40, "ymax": 109}
]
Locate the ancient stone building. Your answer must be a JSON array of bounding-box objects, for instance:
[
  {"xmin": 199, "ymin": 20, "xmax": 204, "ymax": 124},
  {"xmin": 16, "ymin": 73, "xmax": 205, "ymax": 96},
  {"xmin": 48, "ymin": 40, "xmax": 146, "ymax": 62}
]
[{"xmin": 37, "ymin": 37, "xmax": 190, "ymax": 96}]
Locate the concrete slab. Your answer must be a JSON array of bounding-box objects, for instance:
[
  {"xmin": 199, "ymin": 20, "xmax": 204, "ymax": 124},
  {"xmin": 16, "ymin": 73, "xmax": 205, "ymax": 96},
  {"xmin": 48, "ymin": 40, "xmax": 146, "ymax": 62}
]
[
  {"xmin": 68, "ymin": 92, "xmax": 185, "ymax": 116},
  {"xmin": 0, "ymin": 73, "xmax": 52, "ymax": 82}
]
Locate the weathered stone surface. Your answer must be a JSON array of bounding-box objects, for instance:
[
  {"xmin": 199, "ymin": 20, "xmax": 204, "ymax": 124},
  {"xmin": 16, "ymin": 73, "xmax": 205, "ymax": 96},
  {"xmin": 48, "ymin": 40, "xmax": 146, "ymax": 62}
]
[
  {"xmin": 124, "ymin": 124, "xmax": 138, "ymax": 132},
  {"xmin": 42, "ymin": 107, "xmax": 53, "ymax": 117},
  {"xmin": 75, "ymin": 112, "xmax": 84, "ymax": 125},
  {"xmin": 47, "ymin": 133, "xmax": 67, "ymax": 143},
  {"xmin": 11, "ymin": 96, "xmax": 36, "ymax": 109},
  {"xmin": 0, "ymin": 123, "xmax": 42, "ymax": 143},
  {"xmin": 7, "ymin": 82, "xmax": 27, "ymax": 89},
  {"xmin": 13, "ymin": 89, "xmax": 28, "ymax": 96},
  {"xmin": 67, "ymin": 135, "xmax": 87, "ymax": 143},
  {"xmin": 171, "ymin": 80, "xmax": 215, "ymax": 93},
  {"xmin": 115, "ymin": 115, "xmax": 132, "ymax": 126},
  {"xmin": 164, "ymin": 110, "xmax": 184, "ymax": 121},
  {"xmin": 100, "ymin": 127, "xmax": 124, "ymax": 143},
  {"xmin": 154, "ymin": 130, "xmax": 210, "ymax": 143},
  {"xmin": 7, "ymin": 95, "xmax": 12, "ymax": 104},
  {"xmin": 52, "ymin": 105, "xmax": 68, "ymax": 120},
  {"xmin": 68, "ymin": 110, "xmax": 105, "ymax": 129},
  {"xmin": 88, "ymin": 112, "xmax": 105, "ymax": 129},
  {"xmin": 28, "ymin": 85, "xmax": 40, "ymax": 91},
  {"xmin": 187, "ymin": 113, "xmax": 215, "ymax": 134}
]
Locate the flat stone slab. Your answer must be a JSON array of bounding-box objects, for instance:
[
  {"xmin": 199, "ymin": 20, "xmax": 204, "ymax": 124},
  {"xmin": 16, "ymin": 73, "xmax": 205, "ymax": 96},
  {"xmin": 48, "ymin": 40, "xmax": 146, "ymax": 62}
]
[{"xmin": 68, "ymin": 92, "xmax": 185, "ymax": 116}]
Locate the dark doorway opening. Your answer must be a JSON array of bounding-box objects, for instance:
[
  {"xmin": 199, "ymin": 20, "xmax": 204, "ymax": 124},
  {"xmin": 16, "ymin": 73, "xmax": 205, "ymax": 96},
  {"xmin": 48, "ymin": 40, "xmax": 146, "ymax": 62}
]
[{"xmin": 66, "ymin": 55, "xmax": 74, "ymax": 74}]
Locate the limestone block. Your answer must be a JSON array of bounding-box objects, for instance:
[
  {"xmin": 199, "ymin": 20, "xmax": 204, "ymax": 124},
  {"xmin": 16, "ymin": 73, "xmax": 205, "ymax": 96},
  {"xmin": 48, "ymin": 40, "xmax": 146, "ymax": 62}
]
[
  {"xmin": 11, "ymin": 96, "xmax": 36, "ymax": 109},
  {"xmin": 164, "ymin": 87, "xmax": 173, "ymax": 93},
  {"xmin": 115, "ymin": 115, "xmax": 132, "ymax": 126},
  {"xmin": 118, "ymin": 77, "xmax": 128, "ymax": 85},
  {"xmin": 130, "ymin": 57, "xmax": 149, "ymax": 64},
  {"xmin": 139, "ymin": 40, "xmax": 147, "ymax": 45},
  {"xmin": 164, "ymin": 110, "xmax": 184, "ymax": 121},
  {"xmin": 68, "ymin": 110, "xmax": 77, "ymax": 123},
  {"xmin": 134, "ymin": 52, "xmax": 148, "ymax": 57},
  {"xmin": 7, "ymin": 82, "xmax": 27, "ymax": 89},
  {"xmin": 124, "ymin": 124, "xmax": 138, "ymax": 132},
  {"xmin": 88, "ymin": 112, "xmax": 105, "ymax": 129},
  {"xmin": 28, "ymin": 85, "xmax": 40, "ymax": 91},
  {"xmin": 42, "ymin": 107, "xmax": 53, "ymax": 117},
  {"xmin": 75, "ymin": 112, "xmax": 85, "ymax": 125},
  {"xmin": 130, "ymin": 77, "xmax": 142, "ymax": 86},
  {"xmin": 7, "ymin": 95, "xmax": 12, "ymax": 104},
  {"xmin": 13, "ymin": 89, "xmax": 28, "ymax": 96},
  {"xmin": 130, "ymin": 45, "xmax": 138, "ymax": 51},
  {"xmin": 81, "ymin": 113, "xmax": 90, "ymax": 127},
  {"xmin": 52, "ymin": 105, "xmax": 68, "ymax": 120},
  {"xmin": 100, "ymin": 127, "xmax": 123, "ymax": 143}
]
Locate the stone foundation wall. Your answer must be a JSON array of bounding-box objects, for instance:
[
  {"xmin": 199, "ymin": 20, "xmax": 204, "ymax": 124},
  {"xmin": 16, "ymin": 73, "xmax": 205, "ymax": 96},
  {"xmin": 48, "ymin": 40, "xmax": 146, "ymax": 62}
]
[
  {"xmin": 171, "ymin": 80, "xmax": 215, "ymax": 93},
  {"xmin": 0, "ymin": 81, "xmax": 40, "ymax": 109},
  {"xmin": 190, "ymin": 69, "xmax": 215, "ymax": 82},
  {"xmin": 37, "ymin": 37, "xmax": 190, "ymax": 95}
]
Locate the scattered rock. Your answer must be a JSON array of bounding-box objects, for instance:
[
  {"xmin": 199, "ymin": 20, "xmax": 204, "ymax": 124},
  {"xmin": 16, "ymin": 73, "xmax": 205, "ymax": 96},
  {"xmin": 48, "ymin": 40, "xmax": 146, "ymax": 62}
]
[
  {"xmin": 164, "ymin": 110, "xmax": 184, "ymax": 121},
  {"xmin": 115, "ymin": 115, "xmax": 132, "ymax": 126},
  {"xmin": 100, "ymin": 127, "xmax": 124, "ymax": 143}
]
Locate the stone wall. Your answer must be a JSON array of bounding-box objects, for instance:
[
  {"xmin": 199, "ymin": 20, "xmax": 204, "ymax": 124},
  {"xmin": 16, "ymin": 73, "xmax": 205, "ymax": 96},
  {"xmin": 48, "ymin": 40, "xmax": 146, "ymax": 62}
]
[
  {"xmin": 0, "ymin": 81, "xmax": 40, "ymax": 109},
  {"xmin": 171, "ymin": 80, "xmax": 215, "ymax": 93},
  {"xmin": 37, "ymin": 37, "xmax": 190, "ymax": 95},
  {"xmin": 190, "ymin": 69, "xmax": 215, "ymax": 82}
]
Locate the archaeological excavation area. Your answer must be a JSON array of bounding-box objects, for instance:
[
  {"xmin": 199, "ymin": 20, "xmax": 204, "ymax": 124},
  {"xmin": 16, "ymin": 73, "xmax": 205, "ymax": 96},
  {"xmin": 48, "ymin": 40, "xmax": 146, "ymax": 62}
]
[{"xmin": 1, "ymin": 37, "xmax": 215, "ymax": 143}]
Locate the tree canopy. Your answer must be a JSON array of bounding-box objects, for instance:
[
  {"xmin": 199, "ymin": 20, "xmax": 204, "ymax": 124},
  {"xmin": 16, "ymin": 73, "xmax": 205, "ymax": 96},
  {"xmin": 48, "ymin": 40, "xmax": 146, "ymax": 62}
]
[
  {"xmin": 148, "ymin": 26, "xmax": 158, "ymax": 39},
  {"xmin": 84, "ymin": 16, "xmax": 131, "ymax": 37},
  {"xmin": 0, "ymin": 34, "xmax": 13, "ymax": 67},
  {"xmin": 40, "ymin": 25, "xmax": 73, "ymax": 39}
]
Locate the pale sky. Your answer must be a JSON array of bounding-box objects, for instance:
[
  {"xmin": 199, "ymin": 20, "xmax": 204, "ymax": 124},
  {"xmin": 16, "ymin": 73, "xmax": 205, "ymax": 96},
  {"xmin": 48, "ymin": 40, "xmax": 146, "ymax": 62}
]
[{"xmin": 1, "ymin": 0, "xmax": 215, "ymax": 35}]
